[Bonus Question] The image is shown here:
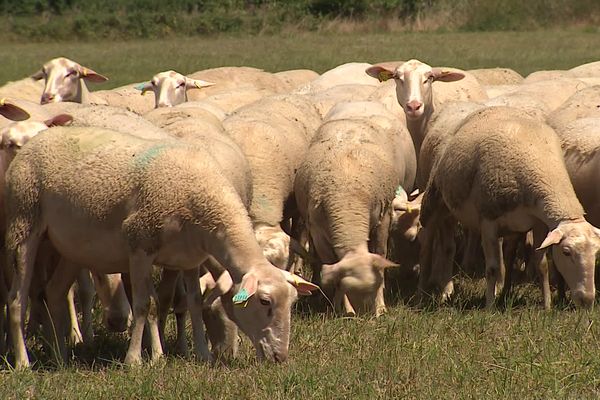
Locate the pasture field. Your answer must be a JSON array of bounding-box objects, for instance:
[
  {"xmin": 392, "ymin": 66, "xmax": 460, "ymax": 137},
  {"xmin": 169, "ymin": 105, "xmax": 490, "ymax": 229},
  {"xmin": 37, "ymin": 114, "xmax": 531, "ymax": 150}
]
[{"xmin": 1, "ymin": 30, "xmax": 600, "ymax": 399}]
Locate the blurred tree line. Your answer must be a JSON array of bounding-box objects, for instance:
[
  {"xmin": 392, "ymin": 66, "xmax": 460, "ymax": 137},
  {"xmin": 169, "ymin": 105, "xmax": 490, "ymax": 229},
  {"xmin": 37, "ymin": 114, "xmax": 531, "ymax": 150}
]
[{"xmin": 0, "ymin": 0, "xmax": 597, "ymax": 40}]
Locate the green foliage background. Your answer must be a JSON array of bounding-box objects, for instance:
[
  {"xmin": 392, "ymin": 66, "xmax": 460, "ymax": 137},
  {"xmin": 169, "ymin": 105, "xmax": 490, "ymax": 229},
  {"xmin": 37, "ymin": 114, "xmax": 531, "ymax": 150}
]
[{"xmin": 0, "ymin": 0, "xmax": 598, "ymax": 40}]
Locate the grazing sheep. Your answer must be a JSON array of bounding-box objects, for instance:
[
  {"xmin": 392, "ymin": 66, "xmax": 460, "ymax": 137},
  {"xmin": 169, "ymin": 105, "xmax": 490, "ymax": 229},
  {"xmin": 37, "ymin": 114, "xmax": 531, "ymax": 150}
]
[
  {"xmin": 31, "ymin": 57, "xmax": 109, "ymax": 104},
  {"xmin": 388, "ymin": 188, "xmax": 423, "ymax": 277},
  {"xmin": 421, "ymin": 106, "xmax": 600, "ymax": 309},
  {"xmin": 135, "ymin": 70, "xmax": 215, "ymax": 108},
  {"xmin": 295, "ymin": 101, "xmax": 416, "ymax": 316},
  {"xmin": 5, "ymin": 126, "xmax": 317, "ymax": 369},
  {"xmin": 0, "ymin": 115, "xmax": 132, "ymax": 352},
  {"xmin": 223, "ymin": 94, "xmax": 322, "ymax": 269},
  {"xmin": 547, "ymin": 85, "xmax": 600, "ymax": 132},
  {"xmin": 93, "ymin": 84, "xmax": 155, "ymax": 115},
  {"xmin": 556, "ymin": 118, "xmax": 600, "ymax": 226}
]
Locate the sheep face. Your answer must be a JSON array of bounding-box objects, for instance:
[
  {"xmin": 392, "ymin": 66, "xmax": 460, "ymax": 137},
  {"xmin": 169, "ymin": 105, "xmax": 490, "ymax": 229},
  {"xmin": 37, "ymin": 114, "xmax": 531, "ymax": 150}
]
[
  {"xmin": 136, "ymin": 70, "xmax": 214, "ymax": 108},
  {"xmin": 93, "ymin": 273, "xmax": 132, "ymax": 333},
  {"xmin": 32, "ymin": 57, "xmax": 108, "ymax": 104},
  {"xmin": 365, "ymin": 59, "xmax": 465, "ymax": 119},
  {"xmin": 539, "ymin": 220, "xmax": 600, "ymax": 309},
  {"xmin": 254, "ymin": 225, "xmax": 291, "ymax": 269},
  {"xmin": 228, "ymin": 267, "xmax": 317, "ymax": 362},
  {"xmin": 391, "ymin": 192, "xmax": 423, "ymax": 242},
  {"xmin": 321, "ymin": 250, "xmax": 398, "ymax": 314},
  {"xmin": 0, "ymin": 114, "xmax": 73, "ymax": 152}
]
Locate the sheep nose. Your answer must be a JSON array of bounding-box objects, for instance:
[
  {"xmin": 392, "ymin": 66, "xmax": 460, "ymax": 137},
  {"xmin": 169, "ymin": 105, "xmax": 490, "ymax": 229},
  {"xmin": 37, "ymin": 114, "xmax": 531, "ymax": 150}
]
[
  {"xmin": 572, "ymin": 290, "xmax": 595, "ymax": 310},
  {"xmin": 406, "ymin": 101, "xmax": 423, "ymax": 112},
  {"xmin": 41, "ymin": 93, "xmax": 55, "ymax": 104}
]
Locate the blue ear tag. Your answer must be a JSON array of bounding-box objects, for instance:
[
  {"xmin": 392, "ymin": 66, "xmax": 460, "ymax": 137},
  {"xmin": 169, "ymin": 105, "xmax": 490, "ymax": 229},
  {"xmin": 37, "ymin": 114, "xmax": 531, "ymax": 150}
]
[
  {"xmin": 134, "ymin": 82, "xmax": 147, "ymax": 91},
  {"xmin": 233, "ymin": 288, "xmax": 250, "ymax": 307},
  {"xmin": 395, "ymin": 186, "xmax": 406, "ymax": 198}
]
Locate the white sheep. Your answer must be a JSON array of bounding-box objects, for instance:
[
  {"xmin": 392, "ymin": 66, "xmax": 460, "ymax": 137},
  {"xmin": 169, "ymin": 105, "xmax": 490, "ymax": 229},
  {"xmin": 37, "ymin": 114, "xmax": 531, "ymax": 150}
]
[
  {"xmin": 5, "ymin": 126, "xmax": 318, "ymax": 369},
  {"xmin": 135, "ymin": 70, "xmax": 215, "ymax": 108},
  {"xmin": 31, "ymin": 57, "xmax": 109, "ymax": 104},
  {"xmin": 421, "ymin": 106, "xmax": 600, "ymax": 309},
  {"xmin": 295, "ymin": 101, "xmax": 416, "ymax": 316}
]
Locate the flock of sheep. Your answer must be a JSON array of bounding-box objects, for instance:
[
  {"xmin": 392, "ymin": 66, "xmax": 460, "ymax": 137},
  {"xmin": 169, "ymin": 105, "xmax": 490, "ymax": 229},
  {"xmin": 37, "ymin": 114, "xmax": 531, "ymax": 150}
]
[{"xmin": 0, "ymin": 54, "xmax": 599, "ymax": 370}]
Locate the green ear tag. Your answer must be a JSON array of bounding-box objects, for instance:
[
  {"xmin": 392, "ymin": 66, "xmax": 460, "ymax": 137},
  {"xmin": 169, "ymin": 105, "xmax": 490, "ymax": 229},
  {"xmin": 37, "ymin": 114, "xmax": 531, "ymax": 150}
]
[
  {"xmin": 134, "ymin": 83, "xmax": 146, "ymax": 91},
  {"xmin": 395, "ymin": 186, "xmax": 406, "ymax": 198},
  {"xmin": 233, "ymin": 288, "xmax": 250, "ymax": 307}
]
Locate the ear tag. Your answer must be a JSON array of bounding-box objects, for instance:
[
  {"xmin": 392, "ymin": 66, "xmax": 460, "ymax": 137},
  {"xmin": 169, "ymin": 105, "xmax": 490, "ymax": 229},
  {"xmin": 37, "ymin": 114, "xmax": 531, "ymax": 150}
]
[
  {"xmin": 194, "ymin": 82, "xmax": 202, "ymax": 89},
  {"xmin": 233, "ymin": 288, "xmax": 251, "ymax": 307},
  {"xmin": 0, "ymin": 98, "xmax": 4, "ymax": 106},
  {"xmin": 134, "ymin": 83, "xmax": 148, "ymax": 95},
  {"xmin": 395, "ymin": 186, "xmax": 406, "ymax": 198},
  {"xmin": 407, "ymin": 205, "xmax": 412, "ymax": 213}
]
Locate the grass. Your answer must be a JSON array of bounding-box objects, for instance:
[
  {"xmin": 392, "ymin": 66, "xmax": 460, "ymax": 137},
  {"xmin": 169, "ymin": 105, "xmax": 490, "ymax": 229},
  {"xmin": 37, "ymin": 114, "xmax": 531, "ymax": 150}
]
[
  {"xmin": 1, "ymin": 30, "xmax": 600, "ymax": 88},
  {"xmin": 1, "ymin": 30, "xmax": 600, "ymax": 398}
]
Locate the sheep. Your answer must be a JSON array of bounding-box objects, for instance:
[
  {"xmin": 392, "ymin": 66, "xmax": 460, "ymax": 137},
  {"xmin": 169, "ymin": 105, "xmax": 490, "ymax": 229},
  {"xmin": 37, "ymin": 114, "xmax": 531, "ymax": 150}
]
[
  {"xmin": 486, "ymin": 78, "xmax": 588, "ymax": 119},
  {"xmin": 274, "ymin": 69, "xmax": 319, "ymax": 91},
  {"xmin": 524, "ymin": 70, "xmax": 568, "ymax": 83},
  {"xmin": 388, "ymin": 188, "xmax": 423, "ymax": 278},
  {"xmin": 556, "ymin": 118, "xmax": 600, "ymax": 227},
  {"xmin": 296, "ymin": 63, "xmax": 379, "ymax": 94},
  {"xmin": 295, "ymin": 101, "xmax": 416, "ymax": 316},
  {"xmin": 5, "ymin": 126, "xmax": 318, "ymax": 369},
  {"xmin": 365, "ymin": 59, "xmax": 471, "ymax": 157},
  {"xmin": 365, "ymin": 60, "xmax": 481, "ymax": 302},
  {"xmin": 223, "ymin": 93, "xmax": 322, "ymax": 270},
  {"xmin": 188, "ymin": 66, "xmax": 292, "ymax": 99},
  {"xmin": 467, "ymin": 68, "xmax": 524, "ymax": 86},
  {"xmin": 568, "ymin": 61, "xmax": 600, "ymax": 78},
  {"xmin": 0, "ymin": 78, "xmax": 45, "ymax": 103},
  {"xmin": 546, "ymin": 85, "xmax": 600, "ymax": 132},
  {"xmin": 134, "ymin": 70, "xmax": 215, "ymax": 108},
  {"xmin": 31, "ymin": 57, "xmax": 109, "ymax": 104},
  {"xmin": 0, "ymin": 115, "xmax": 133, "ymax": 349},
  {"xmin": 93, "ymin": 84, "xmax": 156, "ymax": 115},
  {"xmin": 421, "ymin": 106, "xmax": 600, "ymax": 309},
  {"xmin": 305, "ymin": 84, "xmax": 379, "ymax": 118}
]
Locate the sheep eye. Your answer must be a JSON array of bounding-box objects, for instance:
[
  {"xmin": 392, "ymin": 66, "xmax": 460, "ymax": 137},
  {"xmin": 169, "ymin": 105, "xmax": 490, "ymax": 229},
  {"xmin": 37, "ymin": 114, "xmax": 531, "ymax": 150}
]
[
  {"xmin": 177, "ymin": 82, "xmax": 186, "ymax": 89},
  {"xmin": 65, "ymin": 70, "xmax": 76, "ymax": 78},
  {"xmin": 562, "ymin": 247, "xmax": 571, "ymax": 256},
  {"xmin": 259, "ymin": 298, "xmax": 271, "ymax": 306}
]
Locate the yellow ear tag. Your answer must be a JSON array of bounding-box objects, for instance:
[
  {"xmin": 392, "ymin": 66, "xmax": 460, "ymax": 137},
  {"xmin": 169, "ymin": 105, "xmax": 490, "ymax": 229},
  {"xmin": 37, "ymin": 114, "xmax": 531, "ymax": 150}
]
[
  {"xmin": 0, "ymin": 98, "xmax": 5, "ymax": 106},
  {"xmin": 407, "ymin": 205, "xmax": 412, "ymax": 213}
]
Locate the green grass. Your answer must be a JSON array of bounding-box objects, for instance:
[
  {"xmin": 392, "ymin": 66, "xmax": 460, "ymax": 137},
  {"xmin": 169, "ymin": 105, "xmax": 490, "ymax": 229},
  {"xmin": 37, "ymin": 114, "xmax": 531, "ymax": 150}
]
[
  {"xmin": 2, "ymin": 31, "xmax": 600, "ymax": 398},
  {"xmin": 1, "ymin": 30, "xmax": 600, "ymax": 88}
]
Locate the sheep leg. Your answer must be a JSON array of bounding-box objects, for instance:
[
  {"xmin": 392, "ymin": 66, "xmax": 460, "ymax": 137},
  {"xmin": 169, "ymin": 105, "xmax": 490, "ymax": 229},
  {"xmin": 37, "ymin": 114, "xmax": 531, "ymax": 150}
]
[
  {"xmin": 156, "ymin": 269, "xmax": 179, "ymax": 352},
  {"xmin": 532, "ymin": 225, "xmax": 552, "ymax": 310},
  {"xmin": 8, "ymin": 234, "xmax": 42, "ymax": 369},
  {"xmin": 182, "ymin": 268, "xmax": 212, "ymax": 362},
  {"xmin": 45, "ymin": 258, "xmax": 81, "ymax": 363},
  {"xmin": 372, "ymin": 211, "xmax": 390, "ymax": 316},
  {"xmin": 66, "ymin": 285, "xmax": 84, "ymax": 346},
  {"xmin": 172, "ymin": 273, "xmax": 189, "ymax": 357},
  {"xmin": 417, "ymin": 225, "xmax": 434, "ymax": 303},
  {"xmin": 125, "ymin": 251, "xmax": 162, "ymax": 365},
  {"xmin": 77, "ymin": 269, "xmax": 95, "ymax": 344},
  {"xmin": 500, "ymin": 235, "xmax": 520, "ymax": 302},
  {"xmin": 432, "ymin": 216, "xmax": 457, "ymax": 303},
  {"xmin": 481, "ymin": 221, "xmax": 501, "ymax": 309}
]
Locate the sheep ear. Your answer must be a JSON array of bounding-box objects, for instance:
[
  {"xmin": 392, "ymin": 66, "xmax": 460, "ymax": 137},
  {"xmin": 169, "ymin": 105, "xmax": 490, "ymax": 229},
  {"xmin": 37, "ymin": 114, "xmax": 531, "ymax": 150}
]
[
  {"xmin": 233, "ymin": 273, "xmax": 257, "ymax": 306},
  {"xmin": 371, "ymin": 254, "xmax": 399, "ymax": 271},
  {"xmin": 134, "ymin": 82, "xmax": 153, "ymax": 96},
  {"xmin": 365, "ymin": 66, "xmax": 396, "ymax": 82},
  {"xmin": 280, "ymin": 270, "xmax": 319, "ymax": 295},
  {"xmin": 203, "ymin": 272, "xmax": 233, "ymax": 306},
  {"xmin": 431, "ymin": 68, "xmax": 465, "ymax": 83},
  {"xmin": 186, "ymin": 78, "xmax": 215, "ymax": 90},
  {"xmin": 31, "ymin": 70, "xmax": 44, "ymax": 81},
  {"xmin": 79, "ymin": 66, "xmax": 108, "ymax": 83},
  {"xmin": 537, "ymin": 229, "xmax": 563, "ymax": 250},
  {"xmin": 0, "ymin": 99, "xmax": 30, "ymax": 121},
  {"xmin": 44, "ymin": 114, "xmax": 73, "ymax": 127}
]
